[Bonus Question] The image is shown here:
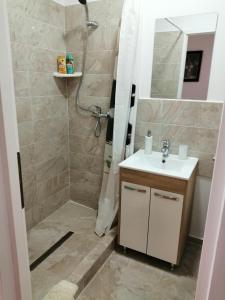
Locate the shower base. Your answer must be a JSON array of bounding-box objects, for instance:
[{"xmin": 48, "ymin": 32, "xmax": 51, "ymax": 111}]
[{"xmin": 28, "ymin": 201, "xmax": 116, "ymax": 300}]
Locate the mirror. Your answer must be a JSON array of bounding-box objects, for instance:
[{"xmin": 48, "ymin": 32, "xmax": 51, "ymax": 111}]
[{"xmin": 150, "ymin": 13, "xmax": 218, "ymax": 100}]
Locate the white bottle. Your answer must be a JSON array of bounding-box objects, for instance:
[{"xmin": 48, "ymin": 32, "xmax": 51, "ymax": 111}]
[{"xmin": 144, "ymin": 130, "xmax": 153, "ymax": 155}]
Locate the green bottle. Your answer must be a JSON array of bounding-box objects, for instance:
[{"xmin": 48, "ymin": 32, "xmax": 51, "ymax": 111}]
[{"xmin": 66, "ymin": 53, "xmax": 75, "ymax": 74}]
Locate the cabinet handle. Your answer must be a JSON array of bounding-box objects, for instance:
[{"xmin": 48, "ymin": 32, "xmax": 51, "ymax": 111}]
[
  {"xmin": 154, "ymin": 192, "xmax": 179, "ymax": 201},
  {"xmin": 124, "ymin": 185, "xmax": 147, "ymax": 193}
]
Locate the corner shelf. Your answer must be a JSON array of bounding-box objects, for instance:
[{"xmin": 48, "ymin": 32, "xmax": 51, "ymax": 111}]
[{"xmin": 53, "ymin": 72, "xmax": 82, "ymax": 78}]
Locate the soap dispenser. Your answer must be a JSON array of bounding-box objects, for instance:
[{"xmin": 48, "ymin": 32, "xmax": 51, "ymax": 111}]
[{"xmin": 144, "ymin": 130, "xmax": 153, "ymax": 155}]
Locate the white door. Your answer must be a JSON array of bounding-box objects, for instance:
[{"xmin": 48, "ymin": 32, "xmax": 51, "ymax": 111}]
[
  {"xmin": 147, "ymin": 188, "xmax": 183, "ymax": 264},
  {"xmin": 120, "ymin": 182, "xmax": 150, "ymax": 253},
  {"xmin": 0, "ymin": 0, "xmax": 32, "ymax": 298}
]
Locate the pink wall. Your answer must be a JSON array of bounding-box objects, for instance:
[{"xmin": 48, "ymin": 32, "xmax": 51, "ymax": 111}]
[{"xmin": 182, "ymin": 34, "xmax": 215, "ymax": 100}]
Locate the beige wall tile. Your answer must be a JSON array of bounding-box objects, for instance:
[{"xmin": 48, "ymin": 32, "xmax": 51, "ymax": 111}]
[
  {"xmin": 32, "ymin": 96, "xmax": 68, "ymax": 121},
  {"xmin": 35, "ymin": 135, "xmax": 69, "ymax": 165},
  {"xmin": 37, "ymin": 171, "xmax": 69, "ymax": 201},
  {"xmin": 36, "ymin": 153, "xmax": 68, "ymax": 183},
  {"xmin": 70, "ymin": 135, "xmax": 105, "ymax": 157},
  {"xmin": 18, "ymin": 121, "xmax": 34, "ymax": 146},
  {"xmin": 20, "ymin": 144, "xmax": 35, "ymax": 169},
  {"xmin": 80, "ymin": 74, "xmax": 112, "ymax": 98},
  {"xmin": 136, "ymin": 99, "xmax": 163, "ymax": 123},
  {"xmin": 14, "ymin": 71, "xmax": 30, "ymax": 97},
  {"xmin": 197, "ymin": 102, "xmax": 223, "ymax": 129},
  {"xmin": 8, "ymin": 0, "xmax": 123, "ymax": 224},
  {"xmin": 22, "ymin": 166, "xmax": 37, "ymax": 211},
  {"xmin": 162, "ymin": 100, "xmax": 201, "ymax": 127},
  {"xmin": 135, "ymin": 99, "xmax": 222, "ymax": 178},
  {"xmin": 33, "ymin": 117, "xmax": 68, "ymax": 142},
  {"xmin": 85, "ymin": 51, "xmax": 115, "ymax": 75},
  {"xmin": 135, "ymin": 122, "xmax": 161, "ymax": 150},
  {"xmin": 16, "ymin": 97, "xmax": 32, "ymax": 123},
  {"xmin": 70, "ymin": 182, "xmax": 99, "ymax": 210},
  {"xmin": 70, "ymin": 152, "xmax": 103, "ymax": 176}
]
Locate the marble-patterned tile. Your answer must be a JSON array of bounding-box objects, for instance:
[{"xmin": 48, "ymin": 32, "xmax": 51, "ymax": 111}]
[
  {"xmin": 152, "ymin": 63, "xmax": 181, "ymax": 81},
  {"xmin": 65, "ymin": 5, "xmax": 85, "ymax": 33},
  {"xmin": 28, "ymin": 201, "xmax": 114, "ymax": 299},
  {"xmin": 16, "ymin": 97, "xmax": 32, "ymax": 123},
  {"xmin": 20, "ymin": 144, "xmax": 35, "ymax": 169},
  {"xmin": 32, "ymin": 95, "xmax": 68, "ymax": 121},
  {"xmin": 189, "ymin": 151, "xmax": 215, "ymax": 178},
  {"xmin": 70, "ymin": 152, "xmax": 104, "ymax": 176},
  {"xmin": 85, "ymin": 50, "xmax": 115, "ymax": 75},
  {"xmin": 34, "ymin": 134, "xmax": 68, "ymax": 165},
  {"xmin": 69, "ymin": 134, "xmax": 105, "ymax": 157},
  {"xmin": 39, "ymin": 187, "xmax": 70, "ymax": 221},
  {"xmin": 22, "ymin": 166, "xmax": 37, "ymax": 211},
  {"xmin": 32, "ymin": 267, "xmax": 62, "ymax": 300},
  {"xmin": 160, "ymin": 125, "xmax": 218, "ymax": 154},
  {"xmin": 36, "ymin": 152, "xmax": 68, "ymax": 182},
  {"xmin": 26, "ymin": 0, "xmax": 65, "ymax": 29},
  {"xmin": 80, "ymin": 74, "xmax": 112, "ymax": 98},
  {"xmin": 154, "ymin": 31, "xmax": 183, "ymax": 48},
  {"xmin": 77, "ymin": 242, "xmax": 201, "ymax": 300},
  {"xmin": 14, "ymin": 71, "xmax": 30, "ymax": 97},
  {"xmin": 88, "ymin": 0, "xmax": 123, "ymax": 27},
  {"xmin": 25, "ymin": 204, "xmax": 43, "ymax": 230},
  {"xmin": 11, "ymin": 43, "xmax": 31, "ymax": 72},
  {"xmin": 29, "ymin": 48, "xmax": 60, "ymax": 73},
  {"xmin": 196, "ymin": 102, "xmax": 223, "ymax": 129},
  {"xmin": 37, "ymin": 170, "xmax": 69, "ymax": 201},
  {"xmin": 70, "ymin": 181, "xmax": 100, "ymax": 210},
  {"xmin": 162, "ymin": 100, "xmax": 201, "ymax": 127},
  {"xmin": 30, "ymin": 73, "xmax": 67, "ymax": 97},
  {"xmin": 87, "ymin": 25, "xmax": 120, "ymax": 51},
  {"xmin": 33, "ymin": 117, "xmax": 68, "ymax": 142},
  {"xmin": 153, "ymin": 44, "xmax": 183, "ymax": 65},
  {"xmin": 18, "ymin": 121, "xmax": 34, "ymax": 146},
  {"xmin": 136, "ymin": 99, "xmax": 163, "ymax": 123},
  {"xmin": 70, "ymin": 169, "xmax": 102, "ymax": 187},
  {"xmin": 135, "ymin": 122, "xmax": 161, "ymax": 150},
  {"xmin": 151, "ymin": 79, "xmax": 179, "ymax": 99}
]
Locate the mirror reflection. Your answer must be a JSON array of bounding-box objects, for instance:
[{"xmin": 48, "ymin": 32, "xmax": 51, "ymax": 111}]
[{"xmin": 151, "ymin": 13, "xmax": 218, "ymax": 100}]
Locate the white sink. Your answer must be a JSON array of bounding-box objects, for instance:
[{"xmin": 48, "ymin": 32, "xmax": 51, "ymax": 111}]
[{"xmin": 119, "ymin": 150, "xmax": 198, "ymax": 180}]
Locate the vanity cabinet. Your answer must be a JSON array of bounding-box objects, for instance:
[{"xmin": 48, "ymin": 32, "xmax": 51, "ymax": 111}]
[{"xmin": 118, "ymin": 167, "xmax": 197, "ymax": 265}]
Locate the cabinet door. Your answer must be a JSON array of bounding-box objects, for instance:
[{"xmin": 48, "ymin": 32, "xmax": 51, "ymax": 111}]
[
  {"xmin": 120, "ymin": 181, "xmax": 150, "ymax": 254},
  {"xmin": 147, "ymin": 188, "xmax": 184, "ymax": 264}
]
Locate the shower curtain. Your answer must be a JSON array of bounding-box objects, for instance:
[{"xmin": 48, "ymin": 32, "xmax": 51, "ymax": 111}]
[{"xmin": 95, "ymin": 0, "xmax": 141, "ymax": 236}]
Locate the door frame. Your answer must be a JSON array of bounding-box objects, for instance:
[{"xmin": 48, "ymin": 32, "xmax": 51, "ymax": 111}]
[
  {"xmin": 195, "ymin": 102, "xmax": 225, "ymax": 299},
  {"xmin": 1, "ymin": 0, "xmax": 225, "ymax": 298},
  {"xmin": 0, "ymin": 0, "xmax": 32, "ymax": 299}
]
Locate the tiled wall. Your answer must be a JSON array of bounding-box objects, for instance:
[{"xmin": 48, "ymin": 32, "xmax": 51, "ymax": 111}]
[
  {"xmin": 135, "ymin": 99, "xmax": 223, "ymax": 178},
  {"xmin": 7, "ymin": 0, "xmax": 124, "ymax": 229},
  {"xmin": 151, "ymin": 32, "xmax": 184, "ymax": 98},
  {"xmin": 7, "ymin": 0, "xmax": 69, "ymax": 229},
  {"xmin": 65, "ymin": 0, "xmax": 124, "ymax": 209}
]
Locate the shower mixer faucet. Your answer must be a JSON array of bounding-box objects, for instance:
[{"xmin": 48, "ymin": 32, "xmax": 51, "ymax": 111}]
[
  {"xmin": 92, "ymin": 106, "xmax": 110, "ymax": 137},
  {"xmin": 92, "ymin": 106, "xmax": 109, "ymax": 119}
]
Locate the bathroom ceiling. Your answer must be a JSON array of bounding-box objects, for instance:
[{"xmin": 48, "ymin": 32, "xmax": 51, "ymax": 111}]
[{"xmin": 53, "ymin": 0, "xmax": 99, "ymax": 6}]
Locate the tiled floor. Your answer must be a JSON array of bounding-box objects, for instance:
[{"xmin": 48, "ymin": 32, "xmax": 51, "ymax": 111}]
[
  {"xmin": 28, "ymin": 201, "xmax": 201, "ymax": 300},
  {"xmin": 28, "ymin": 201, "xmax": 115, "ymax": 300},
  {"xmin": 77, "ymin": 242, "xmax": 202, "ymax": 300}
]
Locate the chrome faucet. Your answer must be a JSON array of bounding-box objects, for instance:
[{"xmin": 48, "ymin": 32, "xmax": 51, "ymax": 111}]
[
  {"xmin": 161, "ymin": 139, "xmax": 170, "ymax": 158},
  {"xmin": 92, "ymin": 106, "xmax": 109, "ymax": 138}
]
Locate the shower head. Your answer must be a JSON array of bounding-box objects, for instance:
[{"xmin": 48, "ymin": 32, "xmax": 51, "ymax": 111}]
[
  {"xmin": 78, "ymin": 0, "xmax": 98, "ymax": 29},
  {"xmin": 78, "ymin": 0, "xmax": 87, "ymax": 5}
]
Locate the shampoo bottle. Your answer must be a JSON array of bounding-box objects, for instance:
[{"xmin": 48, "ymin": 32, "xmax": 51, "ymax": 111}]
[{"xmin": 144, "ymin": 130, "xmax": 153, "ymax": 155}]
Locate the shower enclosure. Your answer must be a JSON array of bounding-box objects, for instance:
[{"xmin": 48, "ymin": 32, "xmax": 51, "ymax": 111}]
[{"xmin": 6, "ymin": 0, "xmax": 124, "ymax": 298}]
